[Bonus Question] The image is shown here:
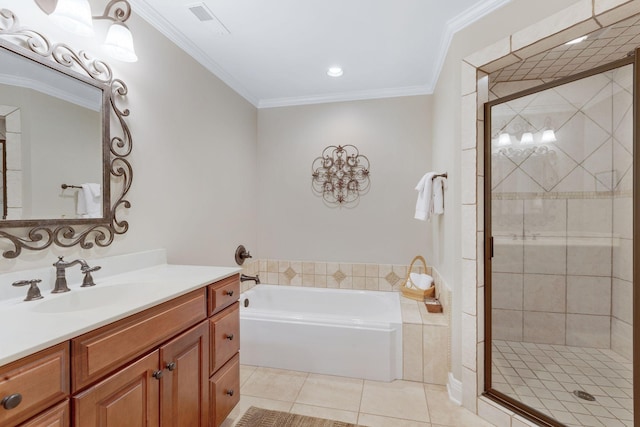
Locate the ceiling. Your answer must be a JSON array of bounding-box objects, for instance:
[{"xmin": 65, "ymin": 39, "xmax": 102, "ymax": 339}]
[{"xmin": 128, "ymin": 0, "xmax": 511, "ymax": 108}]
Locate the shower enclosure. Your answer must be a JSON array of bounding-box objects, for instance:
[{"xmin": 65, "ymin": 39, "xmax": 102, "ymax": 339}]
[{"xmin": 484, "ymin": 56, "xmax": 636, "ymax": 426}]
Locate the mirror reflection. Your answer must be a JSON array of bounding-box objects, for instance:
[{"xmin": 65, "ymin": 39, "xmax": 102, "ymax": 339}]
[{"xmin": 0, "ymin": 46, "xmax": 103, "ymax": 222}]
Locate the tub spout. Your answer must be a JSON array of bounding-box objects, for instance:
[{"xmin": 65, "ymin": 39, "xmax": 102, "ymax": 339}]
[{"xmin": 240, "ymin": 274, "xmax": 260, "ymax": 284}]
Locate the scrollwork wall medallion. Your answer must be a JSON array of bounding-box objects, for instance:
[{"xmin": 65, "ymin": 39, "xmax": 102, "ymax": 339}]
[
  {"xmin": 0, "ymin": 9, "xmax": 132, "ymax": 258},
  {"xmin": 311, "ymin": 144, "xmax": 370, "ymax": 206}
]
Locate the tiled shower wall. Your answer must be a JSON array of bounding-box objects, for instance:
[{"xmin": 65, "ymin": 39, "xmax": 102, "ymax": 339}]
[{"xmin": 489, "ymin": 65, "xmax": 633, "ymax": 360}]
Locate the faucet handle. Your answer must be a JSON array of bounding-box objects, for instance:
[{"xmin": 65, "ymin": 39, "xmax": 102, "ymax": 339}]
[
  {"xmin": 12, "ymin": 279, "xmax": 44, "ymax": 301},
  {"xmin": 81, "ymin": 265, "xmax": 101, "ymax": 287}
]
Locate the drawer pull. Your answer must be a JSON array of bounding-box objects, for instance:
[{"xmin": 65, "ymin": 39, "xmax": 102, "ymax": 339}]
[
  {"xmin": 225, "ymin": 389, "xmax": 234, "ymax": 397},
  {"xmin": 225, "ymin": 333, "xmax": 234, "ymax": 340},
  {"xmin": 1, "ymin": 393, "xmax": 22, "ymax": 410},
  {"xmin": 152, "ymin": 370, "xmax": 163, "ymax": 380},
  {"xmin": 166, "ymin": 362, "xmax": 176, "ymax": 371},
  {"xmin": 225, "ymin": 290, "xmax": 234, "ymax": 296}
]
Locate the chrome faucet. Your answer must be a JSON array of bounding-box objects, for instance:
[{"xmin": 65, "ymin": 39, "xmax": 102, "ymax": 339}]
[
  {"xmin": 240, "ymin": 273, "xmax": 260, "ymax": 284},
  {"xmin": 52, "ymin": 256, "xmax": 101, "ymax": 293}
]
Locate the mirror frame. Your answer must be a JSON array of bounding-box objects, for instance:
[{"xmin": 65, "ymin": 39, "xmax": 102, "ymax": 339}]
[{"xmin": 0, "ymin": 9, "xmax": 132, "ymax": 258}]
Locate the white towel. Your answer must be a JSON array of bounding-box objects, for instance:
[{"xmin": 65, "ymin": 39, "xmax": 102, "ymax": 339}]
[
  {"xmin": 77, "ymin": 183, "xmax": 102, "ymax": 218},
  {"xmin": 432, "ymin": 176, "xmax": 447, "ymax": 216},
  {"xmin": 414, "ymin": 172, "xmax": 436, "ymax": 220},
  {"xmin": 409, "ymin": 272, "xmax": 434, "ymax": 290}
]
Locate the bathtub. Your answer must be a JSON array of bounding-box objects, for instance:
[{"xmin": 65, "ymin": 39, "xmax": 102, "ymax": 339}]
[{"xmin": 239, "ymin": 284, "xmax": 402, "ymax": 382}]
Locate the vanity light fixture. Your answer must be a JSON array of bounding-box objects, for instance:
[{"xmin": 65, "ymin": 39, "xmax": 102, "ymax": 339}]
[
  {"xmin": 565, "ymin": 35, "xmax": 588, "ymax": 45},
  {"xmin": 49, "ymin": 0, "xmax": 94, "ymax": 37},
  {"xmin": 327, "ymin": 66, "xmax": 344, "ymax": 77},
  {"xmin": 541, "ymin": 129, "xmax": 557, "ymax": 143},
  {"xmin": 497, "ymin": 132, "xmax": 511, "ymax": 146},
  {"xmin": 39, "ymin": 0, "xmax": 138, "ymax": 62},
  {"xmin": 520, "ymin": 132, "xmax": 534, "ymax": 145}
]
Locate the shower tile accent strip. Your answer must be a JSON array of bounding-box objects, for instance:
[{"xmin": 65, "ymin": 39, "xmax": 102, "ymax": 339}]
[{"xmin": 240, "ymin": 258, "xmax": 453, "ymax": 385}]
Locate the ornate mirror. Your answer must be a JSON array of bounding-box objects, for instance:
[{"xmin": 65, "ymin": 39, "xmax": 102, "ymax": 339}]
[{"xmin": 0, "ymin": 9, "xmax": 131, "ymax": 258}]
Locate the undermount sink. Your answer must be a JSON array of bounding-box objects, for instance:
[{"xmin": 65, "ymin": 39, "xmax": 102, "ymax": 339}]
[{"xmin": 30, "ymin": 286, "xmax": 128, "ymax": 314}]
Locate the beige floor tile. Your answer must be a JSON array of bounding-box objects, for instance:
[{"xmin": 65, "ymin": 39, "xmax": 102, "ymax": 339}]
[
  {"xmin": 291, "ymin": 403, "xmax": 359, "ymax": 424},
  {"xmin": 360, "ymin": 379, "xmax": 430, "ymax": 422},
  {"xmin": 220, "ymin": 395, "xmax": 293, "ymax": 426},
  {"xmin": 241, "ymin": 367, "xmax": 308, "ymax": 401},
  {"xmin": 295, "ymin": 373, "xmax": 364, "ymax": 411},
  {"xmin": 425, "ymin": 385, "xmax": 495, "ymax": 427},
  {"xmin": 357, "ymin": 413, "xmax": 430, "ymax": 427},
  {"xmin": 239, "ymin": 364, "xmax": 257, "ymax": 387}
]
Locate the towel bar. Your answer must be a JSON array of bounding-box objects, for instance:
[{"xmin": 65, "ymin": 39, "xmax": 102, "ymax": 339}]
[{"xmin": 61, "ymin": 184, "xmax": 82, "ymax": 189}]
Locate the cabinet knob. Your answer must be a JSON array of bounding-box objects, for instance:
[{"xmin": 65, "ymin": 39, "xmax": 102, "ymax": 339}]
[
  {"xmin": 225, "ymin": 333, "xmax": 234, "ymax": 340},
  {"xmin": 1, "ymin": 393, "xmax": 22, "ymax": 410},
  {"xmin": 166, "ymin": 362, "xmax": 176, "ymax": 371},
  {"xmin": 225, "ymin": 290, "xmax": 234, "ymax": 296},
  {"xmin": 225, "ymin": 389, "xmax": 234, "ymax": 397},
  {"xmin": 152, "ymin": 370, "xmax": 163, "ymax": 380}
]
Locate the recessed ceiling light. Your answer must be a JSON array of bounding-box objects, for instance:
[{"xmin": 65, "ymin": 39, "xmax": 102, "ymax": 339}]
[
  {"xmin": 565, "ymin": 35, "xmax": 588, "ymax": 45},
  {"xmin": 327, "ymin": 66, "xmax": 343, "ymax": 77}
]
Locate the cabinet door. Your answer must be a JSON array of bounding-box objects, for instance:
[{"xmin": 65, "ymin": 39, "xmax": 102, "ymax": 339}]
[
  {"xmin": 160, "ymin": 321, "xmax": 209, "ymax": 427},
  {"xmin": 19, "ymin": 399, "xmax": 69, "ymax": 427},
  {"xmin": 73, "ymin": 351, "xmax": 160, "ymax": 427}
]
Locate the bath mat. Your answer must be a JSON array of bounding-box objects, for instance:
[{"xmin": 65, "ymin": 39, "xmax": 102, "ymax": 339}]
[{"xmin": 235, "ymin": 406, "xmax": 366, "ymax": 427}]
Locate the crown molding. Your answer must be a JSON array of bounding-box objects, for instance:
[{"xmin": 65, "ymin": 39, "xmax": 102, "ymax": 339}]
[
  {"xmin": 127, "ymin": 0, "xmax": 259, "ymax": 107},
  {"xmin": 258, "ymin": 85, "xmax": 433, "ymax": 109},
  {"xmin": 430, "ymin": 0, "xmax": 512, "ymax": 92}
]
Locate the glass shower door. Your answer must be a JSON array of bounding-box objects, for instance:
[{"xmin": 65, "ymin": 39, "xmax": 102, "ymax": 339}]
[{"xmin": 485, "ymin": 60, "xmax": 635, "ymax": 426}]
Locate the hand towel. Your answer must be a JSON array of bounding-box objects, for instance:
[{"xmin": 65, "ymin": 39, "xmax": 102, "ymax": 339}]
[
  {"xmin": 414, "ymin": 172, "xmax": 436, "ymax": 221},
  {"xmin": 77, "ymin": 183, "xmax": 102, "ymax": 218},
  {"xmin": 432, "ymin": 176, "xmax": 447, "ymax": 216}
]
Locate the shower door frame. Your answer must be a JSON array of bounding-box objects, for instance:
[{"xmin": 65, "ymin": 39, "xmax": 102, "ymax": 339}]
[{"xmin": 483, "ymin": 54, "xmax": 639, "ymax": 427}]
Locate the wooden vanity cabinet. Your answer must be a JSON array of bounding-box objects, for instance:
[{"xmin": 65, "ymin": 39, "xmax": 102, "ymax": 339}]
[
  {"xmin": 0, "ymin": 343, "xmax": 69, "ymax": 427},
  {"xmin": 2, "ymin": 273, "xmax": 240, "ymax": 427}
]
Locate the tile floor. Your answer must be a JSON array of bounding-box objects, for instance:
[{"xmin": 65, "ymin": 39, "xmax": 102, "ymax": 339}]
[
  {"xmin": 220, "ymin": 364, "xmax": 497, "ymax": 427},
  {"xmin": 492, "ymin": 340, "xmax": 634, "ymax": 427}
]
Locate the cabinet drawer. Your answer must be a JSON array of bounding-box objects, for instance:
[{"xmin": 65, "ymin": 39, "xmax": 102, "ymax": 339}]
[
  {"xmin": 72, "ymin": 289, "xmax": 206, "ymax": 392},
  {"xmin": 209, "ymin": 353, "xmax": 239, "ymax": 427},
  {"xmin": 209, "ymin": 303, "xmax": 240, "ymax": 375},
  {"xmin": 208, "ymin": 275, "xmax": 239, "ymax": 316},
  {"xmin": 0, "ymin": 343, "xmax": 69, "ymax": 427},
  {"xmin": 19, "ymin": 399, "xmax": 69, "ymax": 427}
]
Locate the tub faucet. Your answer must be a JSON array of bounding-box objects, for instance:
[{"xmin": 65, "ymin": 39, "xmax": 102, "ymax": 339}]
[
  {"xmin": 240, "ymin": 274, "xmax": 260, "ymax": 284},
  {"xmin": 53, "ymin": 256, "xmax": 101, "ymax": 293}
]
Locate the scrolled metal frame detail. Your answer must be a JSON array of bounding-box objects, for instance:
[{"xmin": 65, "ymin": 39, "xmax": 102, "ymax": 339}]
[
  {"xmin": 311, "ymin": 144, "xmax": 370, "ymax": 206},
  {"xmin": 0, "ymin": 9, "xmax": 132, "ymax": 258}
]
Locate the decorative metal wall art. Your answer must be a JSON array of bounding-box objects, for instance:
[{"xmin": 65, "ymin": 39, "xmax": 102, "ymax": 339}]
[{"xmin": 311, "ymin": 145, "xmax": 370, "ymax": 206}]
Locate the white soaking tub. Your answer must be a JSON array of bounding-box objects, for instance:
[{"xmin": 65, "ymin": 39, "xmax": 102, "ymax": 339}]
[{"xmin": 239, "ymin": 284, "xmax": 402, "ymax": 381}]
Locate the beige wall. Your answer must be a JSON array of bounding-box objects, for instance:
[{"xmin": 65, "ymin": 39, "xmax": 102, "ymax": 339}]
[
  {"xmin": 0, "ymin": 1, "xmax": 258, "ymax": 271},
  {"xmin": 256, "ymin": 96, "xmax": 432, "ymax": 265},
  {"xmin": 431, "ymin": 0, "xmax": 580, "ymax": 382}
]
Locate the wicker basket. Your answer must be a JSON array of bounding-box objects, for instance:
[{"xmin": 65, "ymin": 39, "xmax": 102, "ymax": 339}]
[{"xmin": 400, "ymin": 255, "xmax": 435, "ymax": 301}]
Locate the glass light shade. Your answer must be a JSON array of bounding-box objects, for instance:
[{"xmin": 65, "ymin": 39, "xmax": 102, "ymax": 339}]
[
  {"xmin": 520, "ymin": 132, "xmax": 534, "ymax": 144},
  {"xmin": 50, "ymin": 0, "xmax": 94, "ymax": 37},
  {"xmin": 327, "ymin": 67, "xmax": 343, "ymax": 77},
  {"xmin": 103, "ymin": 23, "xmax": 138, "ymax": 62},
  {"xmin": 541, "ymin": 129, "xmax": 557, "ymax": 143},
  {"xmin": 497, "ymin": 132, "xmax": 511, "ymax": 146}
]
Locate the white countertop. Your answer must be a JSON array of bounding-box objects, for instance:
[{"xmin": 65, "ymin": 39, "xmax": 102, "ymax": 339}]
[{"xmin": 0, "ymin": 262, "xmax": 241, "ymax": 366}]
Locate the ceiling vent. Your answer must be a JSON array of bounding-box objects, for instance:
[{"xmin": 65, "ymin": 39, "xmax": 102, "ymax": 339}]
[{"xmin": 188, "ymin": 3, "xmax": 230, "ymax": 35}]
